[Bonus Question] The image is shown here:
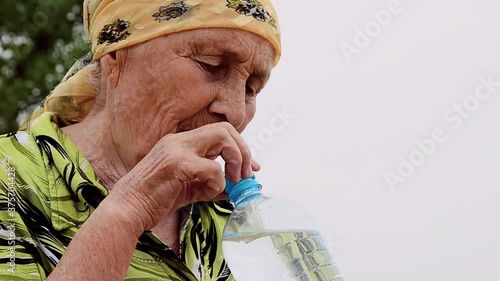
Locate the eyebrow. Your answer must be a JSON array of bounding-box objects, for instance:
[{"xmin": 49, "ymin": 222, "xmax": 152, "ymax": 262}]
[{"xmin": 228, "ymin": 50, "xmax": 271, "ymax": 80}]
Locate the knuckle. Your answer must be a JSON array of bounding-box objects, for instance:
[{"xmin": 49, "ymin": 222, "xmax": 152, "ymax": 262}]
[
  {"xmin": 163, "ymin": 153, "xmax": 184, "ymax": 169},
  {"xmin": 217, "ymin": 121, "xmax": 235, "ymax": 131},
  {"xmin": 212, "ymin": 126, "xmax": 231, "ymax": 141},
  {"xmin": 206, "ymin": 162, "xmax": 223, "ymax": 175}
]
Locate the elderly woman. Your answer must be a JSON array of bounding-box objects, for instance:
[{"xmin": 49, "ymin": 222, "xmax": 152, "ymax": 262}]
[{"xmin": 0, "ymin": 0, "xmax": 281, "ymax": 280}]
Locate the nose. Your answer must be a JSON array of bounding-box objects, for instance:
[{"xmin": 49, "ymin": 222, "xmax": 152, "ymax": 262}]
[{"xmin": 208, "ymin": 83, "xmax": 247, "ymax": 129}]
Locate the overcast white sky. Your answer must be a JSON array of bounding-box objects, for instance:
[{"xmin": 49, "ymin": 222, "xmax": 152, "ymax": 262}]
[{"xmin": 243, "ymin": 0, "xmax": 500, "ymax": 280}]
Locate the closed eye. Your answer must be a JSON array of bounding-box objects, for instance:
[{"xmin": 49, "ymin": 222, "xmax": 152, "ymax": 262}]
[
  {"xmin": 199, "ymin": 61, "xmax": 221, "ymax": 72},
  {"xmin": 195, "ymin": 55, "xmax": 225, "ymax": 75}
]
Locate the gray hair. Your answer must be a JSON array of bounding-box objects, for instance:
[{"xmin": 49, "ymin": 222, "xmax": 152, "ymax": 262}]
[{"xmin": 85, "ymin": 61, "xmax": 101, "ymax": 94}]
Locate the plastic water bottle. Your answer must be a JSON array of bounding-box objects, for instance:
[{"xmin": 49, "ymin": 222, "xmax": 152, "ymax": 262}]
[{"xmin": 222, "ymin": 176, "xmax": 344, "ymax": 281}]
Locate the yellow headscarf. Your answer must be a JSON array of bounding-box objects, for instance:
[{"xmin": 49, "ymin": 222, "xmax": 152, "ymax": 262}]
[{"xmin": 22, "ymin": 0, "xmax": 281, "ymax": 129}]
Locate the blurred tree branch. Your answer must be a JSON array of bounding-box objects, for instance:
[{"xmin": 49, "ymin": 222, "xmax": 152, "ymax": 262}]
[{"xmin": 0, "ymin": 0, "xmax": 90, "ymax": 133}]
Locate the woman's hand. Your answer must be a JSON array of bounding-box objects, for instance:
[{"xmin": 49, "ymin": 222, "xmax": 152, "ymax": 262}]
[{"xmin": 104, "ymin": 122, "xmax": 260, "ymax": 232}]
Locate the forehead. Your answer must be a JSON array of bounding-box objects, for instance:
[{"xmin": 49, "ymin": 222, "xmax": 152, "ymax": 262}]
[{"xmin": 184, "ymin": 28, "xmax": 275, "ymax": 65}]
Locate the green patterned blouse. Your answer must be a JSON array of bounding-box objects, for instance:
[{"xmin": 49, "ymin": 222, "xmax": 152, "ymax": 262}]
[{"xmin": 0, "ymin": 112, "xmax": 235, "ymax": 280}]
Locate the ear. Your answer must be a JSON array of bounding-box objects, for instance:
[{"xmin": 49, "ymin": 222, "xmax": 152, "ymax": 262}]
[{"xmin": 100, "ymin": 52, "xmax": 120, "ymax": 88}]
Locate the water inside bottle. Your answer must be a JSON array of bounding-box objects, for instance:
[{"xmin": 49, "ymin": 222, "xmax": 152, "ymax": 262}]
[{"xmin": 223, "ymin": 230, "xmax": 344, "ymax": 281}]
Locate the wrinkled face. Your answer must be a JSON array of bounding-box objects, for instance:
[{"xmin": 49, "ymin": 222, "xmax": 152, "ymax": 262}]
[{"xmin": 102, "ymin": 28, "xmax": 275, "ymax": 170}]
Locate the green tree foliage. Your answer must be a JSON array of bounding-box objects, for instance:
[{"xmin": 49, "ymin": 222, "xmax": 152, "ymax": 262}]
[{"xmin": 0, "ymin": 0, "xmax": 90, "ymax": 134}]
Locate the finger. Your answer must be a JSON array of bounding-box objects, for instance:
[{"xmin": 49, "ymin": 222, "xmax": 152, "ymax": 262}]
[
  {"xmin": 215, "ymin": 123, "xmax": 253, "ymax": 179},
  {"xmin": 188, "ymin": 158, "xmax": 226, "ymax": 201},
  {"xmin": 219, "ymin": 137, "xmax": 243, "ymax": 184},
  {"xmin": 192, "ymin": 125, "xmax": 244, "ymax": 183},
  {"xmin": 173, "ymin": 126, "xmax": 243, "ymax": 183},
  {"xmin": 251, "ymin": 158, "xmax": 261, "ymax": 172},
  {"xmin": 208, "ymin": 192, "xmax": 229, "ymax": 202},
  {"xmin": 209, "ymin": 128, "xmax": 243, "ymax": 183}
]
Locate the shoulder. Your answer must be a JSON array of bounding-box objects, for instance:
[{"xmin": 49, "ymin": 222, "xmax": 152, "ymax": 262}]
[
  {"xmin": 0, "ymin": 131, "xmax": 51, "ymax": 214},
  {"xmin": 0, "ymin": 131, "xmax": 48, "ymax": 189}
]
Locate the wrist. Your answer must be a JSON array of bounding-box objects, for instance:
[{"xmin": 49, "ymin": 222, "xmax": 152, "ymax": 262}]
[{"xmin": 97, "ymin": 195, "xmax": 146, "ymax": 239}]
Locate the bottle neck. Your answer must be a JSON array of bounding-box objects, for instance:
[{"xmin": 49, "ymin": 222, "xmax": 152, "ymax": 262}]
[{"xmin": 225, "ymin": 176, "xmax": 262, "ymax": 208}]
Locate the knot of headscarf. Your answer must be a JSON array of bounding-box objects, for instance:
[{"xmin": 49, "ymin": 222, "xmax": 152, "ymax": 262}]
[{"xmin": 21, "ymin": 0, "xmax": 281, "ymax": 130}]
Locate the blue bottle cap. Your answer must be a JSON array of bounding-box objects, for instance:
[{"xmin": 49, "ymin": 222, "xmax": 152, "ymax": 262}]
[{"xmin": 225, "ymin": 175, "xmax": 262, "ymax": 206}]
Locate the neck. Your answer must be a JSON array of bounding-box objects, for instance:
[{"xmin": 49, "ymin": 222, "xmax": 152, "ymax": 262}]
[
  {"xmin": 62, "ymin": 111, "xmax": 128, "ymax": 190},
  {"xmin": 62, "ymin": 111, "xmax": 182, "ymax": 254}
]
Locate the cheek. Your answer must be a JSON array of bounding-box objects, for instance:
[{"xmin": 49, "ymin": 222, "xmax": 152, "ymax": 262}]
[
  {"xmin": 171, "ymin": 66, "xmax": 227, "ymax": 119},
  {"xmin": 171, "ymin": 79, "xmax": 217, "ymax": 119}
]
